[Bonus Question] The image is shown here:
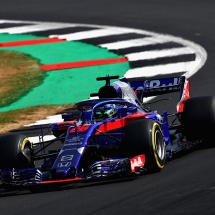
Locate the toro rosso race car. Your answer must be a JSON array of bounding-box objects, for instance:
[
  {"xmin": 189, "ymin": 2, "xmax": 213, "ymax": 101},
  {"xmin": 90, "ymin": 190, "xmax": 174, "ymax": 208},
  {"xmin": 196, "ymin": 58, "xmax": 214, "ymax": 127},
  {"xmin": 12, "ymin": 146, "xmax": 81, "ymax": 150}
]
[{"xmin": 0, "ymin": 75, "xmax": 214, "ymax": 190}]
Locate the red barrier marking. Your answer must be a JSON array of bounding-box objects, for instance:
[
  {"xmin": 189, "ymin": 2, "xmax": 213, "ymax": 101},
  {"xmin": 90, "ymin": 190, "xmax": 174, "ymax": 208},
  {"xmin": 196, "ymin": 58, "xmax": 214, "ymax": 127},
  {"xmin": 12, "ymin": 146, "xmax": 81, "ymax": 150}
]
[
  {"xmin": 40, "ymin": 57, "xmax": 128, "ymax": 71},
  {"xmin": 0, "ymin": 37, "xmax": 128, "ymax": 70},
  {"xmin": 0, "ymin": 38, "xmax": 65, "ymax": 47}
]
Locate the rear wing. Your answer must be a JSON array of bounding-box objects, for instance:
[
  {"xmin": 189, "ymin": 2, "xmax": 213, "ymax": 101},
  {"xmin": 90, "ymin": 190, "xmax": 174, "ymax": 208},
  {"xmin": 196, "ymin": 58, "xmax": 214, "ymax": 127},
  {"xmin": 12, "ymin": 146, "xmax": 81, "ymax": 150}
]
[{"xmin": 120, "ymin": 76, "xmax": 190, "ymax": 112}]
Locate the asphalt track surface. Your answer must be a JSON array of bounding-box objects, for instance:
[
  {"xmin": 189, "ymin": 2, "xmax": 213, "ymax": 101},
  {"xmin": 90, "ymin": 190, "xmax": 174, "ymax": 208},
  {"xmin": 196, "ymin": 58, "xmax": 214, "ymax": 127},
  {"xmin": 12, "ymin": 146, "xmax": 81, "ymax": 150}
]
[{"xmin": 1, "ymin": 1, "xmax": 215, "ymax": 214}]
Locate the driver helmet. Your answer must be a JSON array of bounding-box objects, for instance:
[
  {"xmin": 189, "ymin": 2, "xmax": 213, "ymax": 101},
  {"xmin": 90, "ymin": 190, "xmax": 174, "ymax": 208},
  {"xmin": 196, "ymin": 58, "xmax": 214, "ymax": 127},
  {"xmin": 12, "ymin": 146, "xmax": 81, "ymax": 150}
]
[
  {"xmin": 103, "ymin": 104, "xmax": 116, "ymax": 118},
  {"xmin": 95, "ymin": 104, "xmax": 117, "ymax": 120}
]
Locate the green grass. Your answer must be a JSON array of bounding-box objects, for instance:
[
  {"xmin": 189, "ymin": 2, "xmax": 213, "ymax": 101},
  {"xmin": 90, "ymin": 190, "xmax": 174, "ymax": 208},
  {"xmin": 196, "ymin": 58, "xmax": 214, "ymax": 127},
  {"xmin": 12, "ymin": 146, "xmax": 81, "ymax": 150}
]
[{"xmin": 0, "ymin": 50, "xmax": 45, "ymax": 107}]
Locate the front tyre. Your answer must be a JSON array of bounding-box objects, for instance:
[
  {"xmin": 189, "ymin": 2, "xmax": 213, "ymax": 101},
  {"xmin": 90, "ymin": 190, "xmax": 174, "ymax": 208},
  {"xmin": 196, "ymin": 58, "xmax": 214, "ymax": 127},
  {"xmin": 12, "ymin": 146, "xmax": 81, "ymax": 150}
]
[
  {"xmin": 124, "ymin": 119, "xmax": 166, "ymax": 173},
  {"xmin": 0, "ymin": 133, "xmax": 33, "ymax": 168}
]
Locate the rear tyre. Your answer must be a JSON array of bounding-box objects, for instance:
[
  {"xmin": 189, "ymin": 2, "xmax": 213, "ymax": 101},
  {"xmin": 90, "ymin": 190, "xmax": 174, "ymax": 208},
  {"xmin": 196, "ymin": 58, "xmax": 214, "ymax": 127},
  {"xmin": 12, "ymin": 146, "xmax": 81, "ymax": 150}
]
[
  {"xmin": 0, "ymin": 133, "xmax": 33, "ymax": 168},
  {"xmin": 182, "ymin": 96, "xmax": 215, "ymax": 141},
  {"xmin": 124, "ymin": 119, "xmax": 166, "ymax": 173}
]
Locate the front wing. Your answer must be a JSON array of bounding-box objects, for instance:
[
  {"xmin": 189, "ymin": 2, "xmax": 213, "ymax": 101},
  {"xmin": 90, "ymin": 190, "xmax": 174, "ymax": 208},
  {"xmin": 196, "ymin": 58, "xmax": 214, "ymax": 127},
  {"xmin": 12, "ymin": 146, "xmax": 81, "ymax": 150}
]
[{"xmin": 1, "ymin": 155, "xmax": 145, "ymax": 188}]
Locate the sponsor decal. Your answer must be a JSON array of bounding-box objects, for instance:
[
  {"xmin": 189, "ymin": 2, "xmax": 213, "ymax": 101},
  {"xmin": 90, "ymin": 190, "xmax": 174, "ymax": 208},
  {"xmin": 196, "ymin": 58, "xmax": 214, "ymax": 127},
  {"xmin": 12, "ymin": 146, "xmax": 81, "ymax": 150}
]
[
  {"xmin": 67, "ymin": 136, "xmax": 81, "ymax": 142},
  {"xmin": 64, "ymin": 142, "xmax": 82, "ymax": 146},
  {"xmin": 61, "ymin": 155, "xmax": 74, "ymax": 161},
  {"xmin": 149, "ymin": 78, "xmax": 179, "ymax": 88},
  {"xmin": 131, "ymin": 77, "xmax": 180, "ymax": 92},
  {"xmin": 64, "ymin": 136, "xmax": 83, "ymax": 146},
  {"xmin": 130, "ymin": 155, "xmax": 145, "ymax": 172},
  {"xmin": 57, "ymin": 162, "xmax": 72, "ymax": 168}
]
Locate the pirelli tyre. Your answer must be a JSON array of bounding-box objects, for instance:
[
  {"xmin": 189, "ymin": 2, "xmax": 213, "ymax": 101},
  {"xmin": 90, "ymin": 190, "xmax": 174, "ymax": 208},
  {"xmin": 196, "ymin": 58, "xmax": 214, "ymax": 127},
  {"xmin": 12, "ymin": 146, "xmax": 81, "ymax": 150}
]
[
  {"xmin": 124, "ymin": 119, "xmax": 166, "ymax": 173},
  {"xmin": 0, "ymin": 133, "xmax": 33, "ymax": 168},
  {"xmin": 182, "ymin": 96, "xmax": 215, "ymax": 141}
]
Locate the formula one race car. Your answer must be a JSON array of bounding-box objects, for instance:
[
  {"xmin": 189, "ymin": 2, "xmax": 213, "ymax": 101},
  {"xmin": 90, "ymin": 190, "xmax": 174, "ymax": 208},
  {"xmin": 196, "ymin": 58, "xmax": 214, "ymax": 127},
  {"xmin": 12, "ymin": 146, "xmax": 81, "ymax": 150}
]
[{"xmin": 0, "ymin": 75, "xmax": 214, "ymax": 190}]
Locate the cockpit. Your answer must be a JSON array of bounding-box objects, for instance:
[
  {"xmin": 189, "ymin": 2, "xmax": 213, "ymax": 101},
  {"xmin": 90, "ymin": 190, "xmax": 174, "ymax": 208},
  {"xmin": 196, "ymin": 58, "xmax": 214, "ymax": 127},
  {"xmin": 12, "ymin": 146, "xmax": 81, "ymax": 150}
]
[{"xmin": 74, "ymin": 75, "xmax": 146, "ymax": 124}]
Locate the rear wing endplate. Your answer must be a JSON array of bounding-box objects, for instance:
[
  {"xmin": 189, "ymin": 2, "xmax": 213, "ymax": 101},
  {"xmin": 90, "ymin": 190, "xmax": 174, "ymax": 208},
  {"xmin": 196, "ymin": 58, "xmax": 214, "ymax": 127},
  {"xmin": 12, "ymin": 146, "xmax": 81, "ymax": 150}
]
[{"xmin": 120, "ymin": 76, "xmax": 190, "ymax": 112}]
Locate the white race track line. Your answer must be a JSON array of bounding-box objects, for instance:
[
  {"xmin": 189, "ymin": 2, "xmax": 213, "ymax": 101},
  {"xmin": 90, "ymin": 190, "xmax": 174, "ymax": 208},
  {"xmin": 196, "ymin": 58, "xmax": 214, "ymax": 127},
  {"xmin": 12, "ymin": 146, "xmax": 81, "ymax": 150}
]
[
  {"xmin": 100, "ymin": 36, "xmax": 170, "ymax": 49},
  {"xmin": 50, "ymin": 28, "xmax": 136, "ymax": 41},
  {"xmin": 125, "ymin": 61, "xmax": 198, "ymax": 78},
  {"xmin": 0, "ymin": 23, "xmax": 76, "ymax": 34},
  {"xmin": 125, "ymin": 47, "xmax": 194, "ymax": 61}
]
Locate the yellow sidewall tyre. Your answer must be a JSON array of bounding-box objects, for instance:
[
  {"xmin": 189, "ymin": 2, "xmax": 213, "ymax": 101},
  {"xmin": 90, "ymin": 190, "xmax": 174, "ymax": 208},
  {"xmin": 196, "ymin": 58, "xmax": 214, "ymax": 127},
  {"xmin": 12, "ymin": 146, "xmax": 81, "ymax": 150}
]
[{"xmin": 124, "ymin": 119, "xmax": 166, "ymax": 173}]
